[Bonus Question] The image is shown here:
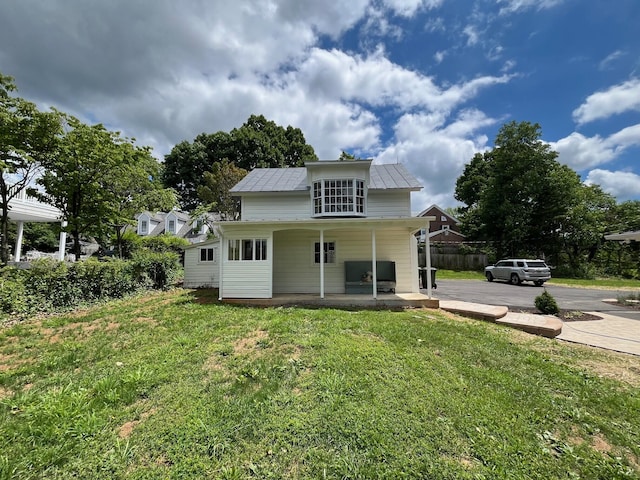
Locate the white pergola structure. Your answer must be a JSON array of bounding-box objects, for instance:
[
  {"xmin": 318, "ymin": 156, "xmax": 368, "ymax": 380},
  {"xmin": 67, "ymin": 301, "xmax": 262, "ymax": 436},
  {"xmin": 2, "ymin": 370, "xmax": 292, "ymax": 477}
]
[
  {"xmin": 8, "ymin": 187, "xmax": 66, "ymax": 261},
  {"xmin": 604, "ymin": 231, "xmax": 640, "ymax": 243}
]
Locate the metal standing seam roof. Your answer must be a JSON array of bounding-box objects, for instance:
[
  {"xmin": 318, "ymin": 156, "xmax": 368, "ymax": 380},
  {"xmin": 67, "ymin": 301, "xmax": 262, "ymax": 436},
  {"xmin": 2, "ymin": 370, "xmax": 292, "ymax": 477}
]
[{"xmin": 230, "ymin": 164, "xmax": 422, "ymax": 193}]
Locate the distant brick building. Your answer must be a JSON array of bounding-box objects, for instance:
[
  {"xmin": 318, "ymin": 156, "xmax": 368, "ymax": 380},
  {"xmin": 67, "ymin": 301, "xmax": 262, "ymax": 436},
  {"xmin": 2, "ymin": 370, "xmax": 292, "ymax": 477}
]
[{"xmin": 416, "ymin": 204, "xmax": 465, "ymax": 243}]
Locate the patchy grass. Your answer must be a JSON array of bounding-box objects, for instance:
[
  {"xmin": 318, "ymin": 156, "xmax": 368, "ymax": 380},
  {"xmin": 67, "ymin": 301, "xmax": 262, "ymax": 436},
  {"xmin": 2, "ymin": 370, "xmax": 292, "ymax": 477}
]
[{"xmin": 1, "ymin": 289, "xmax": 639, "ymax": 479}]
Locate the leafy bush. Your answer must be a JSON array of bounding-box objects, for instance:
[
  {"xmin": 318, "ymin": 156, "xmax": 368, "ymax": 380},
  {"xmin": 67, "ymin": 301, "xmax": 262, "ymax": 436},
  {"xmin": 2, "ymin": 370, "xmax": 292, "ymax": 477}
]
[
  {"xmin": 130, "ymin": 250, "xmax": 182, "ymax": 289},
  {"xmin": 140, "ymin": 234, "xmax": 190, "ymax": 255},
  {"xmin": 534, "ymin": 289, "xmax": 559, "ymax": 315},
  {"xmin": 0, "ymin": 253, "xmax": 181, "ymax": 318}
]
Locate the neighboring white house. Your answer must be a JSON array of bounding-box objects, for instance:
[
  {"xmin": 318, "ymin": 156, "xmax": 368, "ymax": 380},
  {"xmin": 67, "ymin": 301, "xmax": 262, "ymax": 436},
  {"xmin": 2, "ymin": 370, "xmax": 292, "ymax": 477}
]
[
  {"xmin": 6, "ymin": 182, "xmax": 67, "ymax": 262},
  {"xmin": 135, "ymin": 210, "xmax": 218, "ymax": 244},
  {"xmin": 194, "ymin": 159, "xmax": 434, "ymax": 300}
]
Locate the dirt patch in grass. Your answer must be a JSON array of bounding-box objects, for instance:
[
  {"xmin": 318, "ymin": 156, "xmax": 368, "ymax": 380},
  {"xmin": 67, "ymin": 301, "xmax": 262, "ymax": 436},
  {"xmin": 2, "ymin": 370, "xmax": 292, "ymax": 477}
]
[
  {"xmin": 508, "ymin": 331, "xmax": 640, "ymax": 387},
  {"xmin": 0, "ymin": 353, "xmax": 31, "ymax": 372},
  {"xmin": 117, "ymin": 407, "xmax": 158, "ymax": 439},
  {"xmin": 0, "ymin": 386, "xmax": 12, "ymax": 399},
  {"xmin": 234, "ymin": 330, "xmax": 269, "ymax": 354}
]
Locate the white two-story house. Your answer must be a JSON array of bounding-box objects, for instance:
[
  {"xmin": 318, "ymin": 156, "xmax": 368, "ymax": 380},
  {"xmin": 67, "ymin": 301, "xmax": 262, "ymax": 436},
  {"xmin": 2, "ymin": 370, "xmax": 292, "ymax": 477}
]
[{"xmin": 183, "ymin": 160, "xmax": 436, "ymax": 303}]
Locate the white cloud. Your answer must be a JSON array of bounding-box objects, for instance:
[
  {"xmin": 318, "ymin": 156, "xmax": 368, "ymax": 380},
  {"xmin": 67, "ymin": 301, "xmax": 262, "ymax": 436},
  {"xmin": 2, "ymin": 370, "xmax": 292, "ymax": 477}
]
[
  {"xmin": 463, "ymin": 25, "xmax": 480, "ymax": 46},
  {"xmin": 497, "ymin": 0, "xmax": 565, "ymax": 15},
  {"xmin": 572, "ymin": 78, "xmax": 640, "ymax": 125},
  {"xmin": 585, "ymin": 169, "xmax": 640, "ymax": 201},
  {"xmin": 434, "ymin": 51, "xmax": 446, "ymax": 63},
  {"xmin": 550, "ymin": 124, "xmax": 640, "ymax": 170},
  {"xmin": 291, "ymin": 47, "xmax": 511, "ymax": 113},
  {"xmin": 382, "ymin": 0, "xmax": 443, "ymax": 17},
  {"xmin": 375, "ymin": 109, "xmax": 496, "ymax": 209},
  {"xmin": 598, "ymin": 50, "xmax": 626, "ymax": 71}
]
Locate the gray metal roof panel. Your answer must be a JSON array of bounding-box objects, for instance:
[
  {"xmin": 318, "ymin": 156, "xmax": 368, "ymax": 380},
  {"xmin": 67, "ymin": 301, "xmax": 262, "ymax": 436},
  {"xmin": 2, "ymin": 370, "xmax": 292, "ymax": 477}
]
[
  {"xmin": 369, "ymin": 164, "xmax": 422, "ymax": 190},
  {"xmin": 230, "ymin": 164, "xmax": 422, "ymax": 193},
  {"xmin": 231, "ymin": 168, "xmax": 308, "ymax": 193}
]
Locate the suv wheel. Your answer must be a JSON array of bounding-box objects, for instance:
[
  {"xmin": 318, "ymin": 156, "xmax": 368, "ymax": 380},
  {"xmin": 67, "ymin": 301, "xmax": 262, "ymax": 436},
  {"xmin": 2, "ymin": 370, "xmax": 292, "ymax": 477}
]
[
  {"xmin": 486, "ymin": 272, "xmax": 494, "ymax": 282},
  {"xmin": 510, "ymin": 273, "xmax": 521, "ymax": 285},
  {"xmin": 534, "ymin": 280, "xmax": 544, "ymax": 287}
]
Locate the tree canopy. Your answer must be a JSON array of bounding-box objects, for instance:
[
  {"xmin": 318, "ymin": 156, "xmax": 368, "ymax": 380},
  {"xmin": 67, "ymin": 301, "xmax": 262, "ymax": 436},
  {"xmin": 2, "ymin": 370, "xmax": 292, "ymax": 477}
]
[
  {"xmin": 0, "ymin": 73, "xmax": 62, "ymax": 263},
  {"xmin": 455, "ymin": 121, "xmax": 585, "ymax": 260},
  {"xmin": 36, "ymin": 115, "xmax": 176, "ymax": 260},
  {"xmin": 163, "ymin": 114, "xmax": 317, "ymax": 210}
]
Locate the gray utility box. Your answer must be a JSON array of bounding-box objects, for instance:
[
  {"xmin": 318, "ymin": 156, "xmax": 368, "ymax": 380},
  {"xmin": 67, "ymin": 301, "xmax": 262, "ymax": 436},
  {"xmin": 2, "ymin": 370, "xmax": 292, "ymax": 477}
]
[{"xmin": 345, "ymin": 261, "xmax": 396, "ymax": 294}]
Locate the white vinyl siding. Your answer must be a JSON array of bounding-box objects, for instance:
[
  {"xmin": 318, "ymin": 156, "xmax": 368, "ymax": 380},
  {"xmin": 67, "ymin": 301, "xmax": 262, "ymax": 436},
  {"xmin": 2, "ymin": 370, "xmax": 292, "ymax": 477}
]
[
  {"xmin": 367, "ymin": 191, "xmax": 411, "ymax": 217},
  {"xmin": 221, "ymin": 230, "xmax": 273, "ymax": 298},
  {"xmin": 242, "ymin": 194, "xmax": 310, "ymax": 220},
  {"xmin": 272, "ymin": 227, "xmax": 417, "ymax": 294},
  {"xmin": 183, "ymin": 242, "xmax": 219, "ymax": 288}
]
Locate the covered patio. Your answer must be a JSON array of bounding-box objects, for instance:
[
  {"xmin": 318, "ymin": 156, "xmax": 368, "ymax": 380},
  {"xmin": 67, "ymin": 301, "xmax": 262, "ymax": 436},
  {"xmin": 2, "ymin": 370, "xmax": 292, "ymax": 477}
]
[{"xmin": 221, "ymin": 292, "xmax": 439, "ymax": 309}]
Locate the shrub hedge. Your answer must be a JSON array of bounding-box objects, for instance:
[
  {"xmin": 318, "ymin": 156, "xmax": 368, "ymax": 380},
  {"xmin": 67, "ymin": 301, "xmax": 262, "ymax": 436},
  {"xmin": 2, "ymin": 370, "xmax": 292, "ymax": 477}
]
[{"xmin": 0, "ymin": 252, "xmax": 181, "ymax": 318}]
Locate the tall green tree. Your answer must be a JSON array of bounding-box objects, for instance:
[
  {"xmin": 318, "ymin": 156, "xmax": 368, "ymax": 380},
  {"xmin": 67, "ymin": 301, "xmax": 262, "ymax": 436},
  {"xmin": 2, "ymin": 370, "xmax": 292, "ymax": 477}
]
[
  {"xmin": 197, "ymin": 159, "xmax": 247, "ymax": 221},
  {"xmin": 162, "ymin": 115, "xmax": 317, "ymax": 210},
  {"xmin": 455, "ymin": 121, "xmax": 582, "ymax": 260},
  {"xmin": 36, "ymin": 116, "xmax": 174, "ymax": 260},
  {"xmin": 103, "ymin": 142, "xmax": 178, "ymax": 258},
  {"xmin": 0, "ymin": 73, "xmax": 62, "ymax": 264}
]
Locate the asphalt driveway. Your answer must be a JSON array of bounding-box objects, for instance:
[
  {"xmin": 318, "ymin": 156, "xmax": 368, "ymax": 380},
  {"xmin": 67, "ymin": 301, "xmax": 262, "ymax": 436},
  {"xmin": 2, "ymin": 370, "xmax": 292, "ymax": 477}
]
[{"xmin": 430, "ymin": 279, "xmax": 640, "ymax": 321}]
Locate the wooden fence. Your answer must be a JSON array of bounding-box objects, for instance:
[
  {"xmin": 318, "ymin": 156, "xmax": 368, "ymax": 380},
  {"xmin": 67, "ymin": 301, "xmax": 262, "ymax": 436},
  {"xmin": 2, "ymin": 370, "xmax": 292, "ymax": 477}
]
[{"xmin": 419, "ymin": 248, "xmax": 487, "ymax": 271}]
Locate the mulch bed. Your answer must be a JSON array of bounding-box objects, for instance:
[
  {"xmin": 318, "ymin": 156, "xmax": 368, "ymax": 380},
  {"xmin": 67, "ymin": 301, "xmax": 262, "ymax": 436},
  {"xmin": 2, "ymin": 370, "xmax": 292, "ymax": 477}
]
[{"xmin": 513, "ymin": 308, "xmax": 602, "ymax": 322}]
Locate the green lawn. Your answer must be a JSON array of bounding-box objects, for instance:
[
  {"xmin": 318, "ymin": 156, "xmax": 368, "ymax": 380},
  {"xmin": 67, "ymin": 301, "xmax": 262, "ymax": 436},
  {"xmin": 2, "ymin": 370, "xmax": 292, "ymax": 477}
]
[
  {"xmin": 1, "ymin": 289, "xmax": 639, "ymax": 479},
  {"xmin": 437, "ymin": 269, "xmax": 640, "ymax": 289}
]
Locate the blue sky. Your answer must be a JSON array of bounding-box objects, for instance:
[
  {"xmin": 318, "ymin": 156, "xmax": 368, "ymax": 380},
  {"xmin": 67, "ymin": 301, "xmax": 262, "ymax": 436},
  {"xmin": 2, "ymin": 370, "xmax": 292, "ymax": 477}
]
[{"xmin": 1, "ymin": 0, "xmax": 638, "ymax": 210}]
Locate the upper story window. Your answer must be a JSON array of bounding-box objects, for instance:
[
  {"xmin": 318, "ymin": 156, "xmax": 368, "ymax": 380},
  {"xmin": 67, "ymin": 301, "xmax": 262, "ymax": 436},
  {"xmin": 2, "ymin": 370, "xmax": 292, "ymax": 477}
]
[
  {"xmin": 313, "ymin": 179, "xmax": 365, "ymax": 216},
  {"xmin": 167, "ymin": 219, "xmax": 176, "ymax": 234},
  {"xmin": 139, "ymin": 220, "xmax": 148, "ymax": 235}
]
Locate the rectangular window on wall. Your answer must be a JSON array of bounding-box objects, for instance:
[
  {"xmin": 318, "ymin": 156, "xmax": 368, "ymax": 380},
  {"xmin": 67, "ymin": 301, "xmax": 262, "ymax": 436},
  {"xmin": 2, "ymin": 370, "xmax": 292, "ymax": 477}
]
[
  {"xmin": 228, "ymin": 239, "xmax": 240, "ymax": 261},
  {"xmin": 314, "ymin": 241, "xmax": 336, "ymax": 264},
  {"xmin": 140, "ymin": 220, "xmax": 148, "ymax": 235},
  {"xmin": 228, "ymin": 239, "xmax": 268, "ymax": 261},
  {"xmin": 255, "ymin": 239, "xmax": 267, "ymax": 260},
  {"xmin": 168, "ymin": 219, "xmax": 176, "ymax": 233},
  {"xmin": 200, "ymin": 247, "xmax": 217, "ymax": 262}
]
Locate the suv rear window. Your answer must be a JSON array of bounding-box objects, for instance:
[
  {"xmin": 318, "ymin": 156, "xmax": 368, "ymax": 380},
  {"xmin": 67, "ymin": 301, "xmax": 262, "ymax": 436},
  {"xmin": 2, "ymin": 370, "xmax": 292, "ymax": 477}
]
[{"xmin": 526, "ymin": 261, "xmax": 547, "ymax": 268}]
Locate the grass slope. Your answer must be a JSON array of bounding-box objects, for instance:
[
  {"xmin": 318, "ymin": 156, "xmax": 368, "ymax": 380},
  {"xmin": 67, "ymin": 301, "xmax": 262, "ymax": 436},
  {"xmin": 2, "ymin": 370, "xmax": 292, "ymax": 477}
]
[{"xmin": 1, "ymin": 289, "xmax": 639, "ymax": 479}]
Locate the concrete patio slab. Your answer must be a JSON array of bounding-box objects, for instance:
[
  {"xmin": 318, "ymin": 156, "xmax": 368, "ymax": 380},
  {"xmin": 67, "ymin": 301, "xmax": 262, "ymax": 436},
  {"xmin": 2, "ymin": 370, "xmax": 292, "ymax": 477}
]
[
  {"xmin": 557, "ymin": 312, "xmax": 640, "ymax": 356},
  {"xmin": 497, "ymin": 312, "xmax": 563, "ymax": 338},
  {"xmin": 439, "ymin": 300, "xmax": 508, "ymax": 321}
]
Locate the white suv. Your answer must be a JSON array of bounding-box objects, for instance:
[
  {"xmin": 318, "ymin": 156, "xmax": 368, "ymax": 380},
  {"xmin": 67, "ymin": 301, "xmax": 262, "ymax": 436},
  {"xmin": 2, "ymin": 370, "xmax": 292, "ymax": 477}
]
[{"xmin": 484, "ymin": 259, "xmax": 551, "ymax": 286}]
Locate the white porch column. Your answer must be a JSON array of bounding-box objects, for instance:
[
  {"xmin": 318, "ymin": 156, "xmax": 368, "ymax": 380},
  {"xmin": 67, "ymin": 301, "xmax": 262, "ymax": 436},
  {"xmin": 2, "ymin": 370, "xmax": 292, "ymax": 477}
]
[
  {"xmin": 371, "ymin": 229, "xmax": 377, "ymax": 299},
  {"xmin": 425, "ymin": 221, "xmax": 432, "ymax": 299},
  {"xmin": 319, "ymin": 229, "xmax": 325, "ymax": 299},
  {"xmin": 218, "ymin": 232, "xmax": 224, "ymax": 301},
  {"xmin": 57, "ymin": 221, "xmax": 67, "ymax": 261},
  {"xmin": 14, "ymin": 221, "xmax": 24, "ymax": 262}
]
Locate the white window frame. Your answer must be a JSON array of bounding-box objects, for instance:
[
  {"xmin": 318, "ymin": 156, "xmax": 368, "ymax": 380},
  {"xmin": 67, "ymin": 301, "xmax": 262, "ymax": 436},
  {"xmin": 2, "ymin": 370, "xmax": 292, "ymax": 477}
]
[
  {"xmin": 441, "ymin": 215, "xmax": 447, "ymax": 221},
  {"xmin": 199, "ymin": 246, "xmax": 218, "ymax": 263},
  {"xmin": 314, "ymin": 241, "xmax": 336, "ymax": 265},
  {"xmin": 167, "ymin": 219, "xmax": 176, "ymax": 234},
  {"xmin": 139, "ymin": 219, "xmax": 148, "ymax": 235},
  {"xmin": 312, "ymin": 178, "xmax": 365, "ymax": 217},
  {"xmin": 228, "ymin": 238, "xmax": 267, "ymax": 261}
]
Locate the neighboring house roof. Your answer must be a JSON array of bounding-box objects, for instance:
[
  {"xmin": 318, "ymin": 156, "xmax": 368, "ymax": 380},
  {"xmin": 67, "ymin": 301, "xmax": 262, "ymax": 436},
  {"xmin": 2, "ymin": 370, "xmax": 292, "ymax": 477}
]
[
  {"xmin": 417, "ymin": 204, "xmax": 460, "ymax": 223},
  {"xmin": 429, "ymin": 229, "xmax": 465, "ymax": 240},
  {"xmin": 230, "ymin": 163, "xmax": 422, "ymax": 194}
]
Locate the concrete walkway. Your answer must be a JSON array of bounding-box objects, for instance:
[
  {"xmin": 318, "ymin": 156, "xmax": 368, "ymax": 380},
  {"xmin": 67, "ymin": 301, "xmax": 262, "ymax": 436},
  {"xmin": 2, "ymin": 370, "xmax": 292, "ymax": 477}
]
[
  {"xmin": 557, "ymin": 312, "xmax": 640, "ymax": 356},
  {"xmin": 439, "ymin": 300, "xmax": 639, "ymax": 355}
]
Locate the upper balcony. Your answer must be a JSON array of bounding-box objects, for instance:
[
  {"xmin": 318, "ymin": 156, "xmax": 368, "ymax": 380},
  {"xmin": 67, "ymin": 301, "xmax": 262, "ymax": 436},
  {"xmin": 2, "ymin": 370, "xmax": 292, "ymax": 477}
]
[{"xmin": 7, "ymin": 184, "xmax": 61, "ymax": 222}]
